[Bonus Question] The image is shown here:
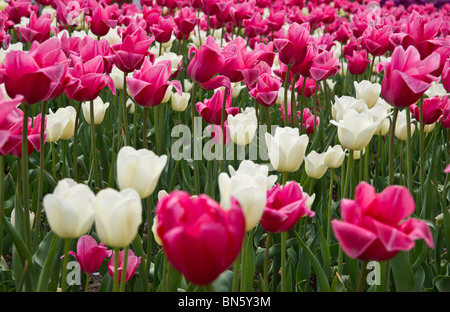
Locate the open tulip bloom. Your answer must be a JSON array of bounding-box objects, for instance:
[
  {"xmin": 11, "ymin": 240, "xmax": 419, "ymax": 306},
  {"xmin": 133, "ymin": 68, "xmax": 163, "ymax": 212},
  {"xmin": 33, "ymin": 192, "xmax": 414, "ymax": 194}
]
[{"xmin": 2, "ymin": 0, "xmax": 450, "ymax": 295}]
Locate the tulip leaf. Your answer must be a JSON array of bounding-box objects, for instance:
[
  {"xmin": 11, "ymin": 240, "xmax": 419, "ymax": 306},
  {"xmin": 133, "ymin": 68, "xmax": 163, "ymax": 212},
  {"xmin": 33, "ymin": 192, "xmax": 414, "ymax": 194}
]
[
  {"xmin": 391, "ymin": 251, "xmax": 415, "ymax": 292},
  {"xmin": 413, "ymin": 265, "xmax": 425, "ymax": 292},
  {"xmin": 331, "ymin": 273, "xmax": 346, "ymax": 292},
  {"xmin": 36, "ymin": 233, "xmax": 62, "ymax": 292},
  {"xmin": 212, "ymin": 270, "xmax": 234, "ymax": 292},
  {"xmin": 294, "ymin": 231, "xmax": 330, "ymax": 292},
  {"xmin": 434, "ymin": 276, "xmax": 450, "ymax": 292}
]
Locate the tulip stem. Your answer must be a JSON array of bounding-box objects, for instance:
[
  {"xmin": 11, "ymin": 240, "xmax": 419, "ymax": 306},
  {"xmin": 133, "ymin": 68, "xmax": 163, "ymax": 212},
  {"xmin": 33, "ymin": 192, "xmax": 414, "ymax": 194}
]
[
  {"xmin": 190, "ymin": 82, "xmax": 200, "ymax": 194},
  {"xmin": 418, "ymin": 96, "xmax": 425, "ymax": 217},
  {"xmin": 263, "ymin": 232, "xmax": 272, "ymax": 292},
  {"xmin": 120, "ymin": 246, "xmax": 129, "ymax": 292},
  {"xmin": 84, "ymin": 274, "xmax": 90, "ymax": 292},
  {"xmin": 113, "ymin": 247, "xmax": 120, "ymax": 292},
  {"xmin": 327, "ymin": 168, "xmax": 334, "ymax": 245},
  {"xmin": 145, "ymin": 196, "xmax": 153, "ymax": 275},
  {"xmin": 240, "ymin": 233, "xmax": 247, "ymax": 291},
  {"xmin": 123, "ymin": 73, "xmax": 129, "ymax": 146},
  {"xmin": 232, "ymin": 253, "xmax": 240, "ymax": 292},
  {"xmin": 357, "ymin": 260, "xmax": 368, "ymax": 292},
  {"xmin": 220, "ymin": 87, "xmax": 228, "ymax": 173},
  {"xmin": 389, "ymin": 108, "xmax": 399, "ymax": 185},
  {"xmin": 281, "ymin": 231, "xmax": 287, "ymax": 292},
  {"xmin": 90, "ymin": 100, "xmax": 100, "ymax": 190},
  {"xmin": 290, "ymin": 74, "xmax": 298, "ymax": 127},
  {"xmin": 73, "ymin": 102, "xmax": 81, "ymax": 181},
  {"xmin": 51, "ymin": 142, "xmax": 56, "ymax": 177},
  {"xmin": 143, "ymin": 107, "xmax": 149, "ymax": 149},
  {"xmin": 282, "ymin": 171, "xmax": 288, "ymax": 185},
  {"xmin": 343, "ymin": 150, "xmax": 353, "ymax": 199},
  {"xmin": 21, "ymin": 104, "xmax": 31, "ymax": 251},
  {"xmin": 204, "ymin": 283, "xmax": 214, "ymax": 292},
  {"xmin": 61, "ymin": 238, "xmax": 70, "ymax": 292},
  {"xmin": 283, "ymin": 65, "xmax": 291, "ymax": 127},
  {"xmin": 62, "ymin": 139, "xmax": 67, "ymax": 179},
  {"xmin": 405, "ymin": 109, "xmax": 413, "ymax": 195}
]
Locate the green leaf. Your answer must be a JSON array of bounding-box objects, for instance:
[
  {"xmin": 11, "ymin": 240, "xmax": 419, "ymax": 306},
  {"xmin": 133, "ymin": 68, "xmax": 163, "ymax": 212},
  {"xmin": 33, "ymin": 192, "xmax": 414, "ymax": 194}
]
[
  {"xmin": 413, "ymin": 265, "xmax": 425, "ymax": 292},
  {"xmin": 36, "ymin": 233, "xmax": 61, "ymax": 292},
  {"xmin": 435, "ymin": 276, "xmax": 450, "ymax": 292},
  {"xmin": 391, "ymin": 251, "xmax": 415, "ymax": 292},
  {"xmin": 212, "ymin": 270, "xmax": 234, "ymax": 292},
  {"xmin": 331, "ymin": 273, "xmax": 346, "ymax": 292},
  {"xmin": 294, "ymin": 231, "xmax": 330, "ymax": 292}
]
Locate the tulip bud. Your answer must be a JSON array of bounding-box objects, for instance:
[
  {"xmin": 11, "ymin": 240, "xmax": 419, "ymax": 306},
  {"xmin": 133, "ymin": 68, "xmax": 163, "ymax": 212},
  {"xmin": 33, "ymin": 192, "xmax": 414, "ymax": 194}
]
[
  {"xmin": 43, "ymin": 179, "xmax": 96, "ymax": 239},
  {"xmin": 116, "ymin": 146, "xmax": 167, "ymax": 199},
  {"xmin": 265, "ymin": 126, "xmax": 309, "ymax": 172},
  {"xmin": 354, "ymin": 80, "xmax": 381, "ymax": 109},
  {"xmin": 304, "ymin": 150, "xmax": 328, "ymax": 179},
  {"xmin": 394, "ymin": 110, "xmax": 415, "ymax": 141},
  {"xmin": 68, "ymin": 235, "xmax": 112, "ymax": 275},
  {"xmin": 110, "ymin": 66, "xmax": 124, "ymax": 90},
  {"xmin": 82, "ymin": 97, "xmax": 110, "ymax": 125},
  {"xmin": 324, "ymin": 145, "xmax": 346, "ymax": 169},
  {"xmin": 227, "ymin": 107, "xmax": 257, "ymax": 146},
  {"xmin": 50, "ymin": 106, "xmax": 76, "ymax": 140},
  {"xmin": 45, "ymin": 113, "xmax": 65, "ymax": 143},
  {"xmin": 171, "ymin": 91, "xmax": 190, "ymax": 112},
  {"xmin": 94, "ymin": 188, "xmax": 142, "ymax": 248},
  {"xmin": 11, "ymin": 208, "xmax": 35, "ymax": 229},
  {"xmin": 332, "ymin": 95, "xmax": 367, "ymax": 122}
]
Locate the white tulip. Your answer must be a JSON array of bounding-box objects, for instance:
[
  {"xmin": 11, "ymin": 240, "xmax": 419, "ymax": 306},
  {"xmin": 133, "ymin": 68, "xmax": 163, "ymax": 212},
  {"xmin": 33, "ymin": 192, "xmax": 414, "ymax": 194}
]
[
  {"xmin": 425, "ymin": 82, "xmax": 448, "ymax": 98},
  {"xmin": 265, "ymin": 126, "xmax": 309, "ymax": 172},
  {"xmin": 155, "ymin": 52, "xmax": 183, "ymax": 75},
  {"xmin": 324, "ymin": 145, "xmax": 346, "ymax": 169},
  {"xmin": 161, "ymin": 85, "xmax": 173, "ymax": 104},
  {"xmin": 126, "ymin": 98, "xmax": 135, "ymax": 114},
  {"xmin": 304, "ymin": 150, "xmax": 329, "ymax": 179},
  {"xmin": 332, "ymin": 95, "xmax": 368, "ymax": 122},
  {"xmin": 49, "ymin": 106, "xmax": 76, "ymax": 140},
  {"xmin": 171, "ymin": 91, "xmax": 190, "ymax": 112},
  {"xmin": 231, "ymin": 82, "xmax": 246, "ymax": 99},
  {"xmin": 82, "ymin": 97, "xmax": 110, "ymax": 125},
  {"xmin": 94, "ymin": 188, "xmax": 142, "ymax": 248},
  {"xmin": 110, "ymin": 65, "xmax": 124, "ymax": 90},
  {"xmin": 116, "ymin": 146, "xmax": 167, "ymax": 199},
  {"xmin": 368, "ymin": 98, "xmax": 391, "ymax": 136},
  {"xmin": 228, "ymin": 160, "xmax": 278, "ymax": 190},
  {"xmin": 43, "ymin": 179, "xmax": 96, "ymax": 239},
  {"xmin": 227, "ymin": 107, "xmax": 258, "ymax": 146},
  {"xmin": 11, "ymin": 208, "xmax": 35, "ymax": 229},
  {"xmin": 354, "ymin": 80, "xmax": 381, "ymax": 108},
  {"xmin": 45, "ymin": 113, "xmax": 66, "ymax": 143},
  {"xmin": 394, "ymin": 109, "xmax": 415, "ymax": 141},
  {"xmin": 330, "ymin": 109, "xmax": 380, "ymax": 151},
  {"xmin": 183, "ymin": 79, "xmax": 193, "ymax": 93}
]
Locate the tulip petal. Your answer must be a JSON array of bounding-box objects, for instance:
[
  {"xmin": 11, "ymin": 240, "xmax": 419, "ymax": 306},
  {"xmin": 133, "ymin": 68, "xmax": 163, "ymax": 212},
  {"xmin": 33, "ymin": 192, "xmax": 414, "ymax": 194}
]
[{"xmin": 331, "ymin": 220, "xmax": 377, "ymax": 259}]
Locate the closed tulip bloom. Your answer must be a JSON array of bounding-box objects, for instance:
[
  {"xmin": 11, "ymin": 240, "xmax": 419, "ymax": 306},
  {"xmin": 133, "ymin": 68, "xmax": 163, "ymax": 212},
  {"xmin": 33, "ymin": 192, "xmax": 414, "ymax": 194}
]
[
  {"xmin": 332, "ymin": 182, "xmax": 433, "ymax": 261},
  {"xmin": 394, "ymin": 109, "xmax": 415, "ymax": 141},
  {"xmin": 110, "ymin": 65, "xmax": 124, "ymax": 90},
  {"xmin": 156, "ymin": 191, "xmax": 245, "ymax": 285},
  {"xmin": 248, "ymin": 73, "xmax": 281, "ymax": 107},
  {"xmin": 354, "ymin": 80, "xmax": 381, "ymax": 109},
  {"xmin": 82, "ymin": 97, "xmax": 110, "ymax": 125},
  {"xmin": 368, "ymin": 99, "xmax": 391, "ymax": 136},
  {"xmin": 376, "ymin": 45, "xmax": 440, "ymax": 108},
  {"xmin": 442, "ymin": 60, "xmax": 450, "ymax": 93},
  {"xmin": 69, "ymin": 235, "xmax": 112, "ymax": 275},
  {"xmin": 227, "ymin": 107, "xmax": 257, "ymax": 146},
  {"xmin": 116, "ymin": 146, "xmax": 167, "ymax": 199},
  {"xmin": 171, "ymin": 91, "xmax": 190, "ymax": 112},
  {"xmin": 274, "ymin": 22, "xmax": 310, "ymax": 66},
  {"xmin": 94, "ymin": 188, "xmax": 142, "ymax": 248},
  {"xmin": 45, "ymin": 112, "xmax": 65, "ymax": 143},
  {"xmin": 49, "ymin": 106, "xmax": 76, "ymax": 140},
  {"xmin": 346, "ymin": 49, "xmax": 370, "ymax": 75},
  {"xmin": 11, "ymin": 208, "xmax": 35, "ymax": 229},
  {"xmin": 360, "ymin": 25, "xmax": 392, "ymax": 57},
  {"xmin": 330, "ymin": 109, "xmax": 380, "ymax": 151},
  {"xmin": 265, "ymin": 126, "xmax": 309, "ymax": 172},
  {"xmin": 260, "ymin": 181, "xmax": 314, "ymax": 233},
  {"xmin": 108, "ymin": 249, "xmax": 141, "ymax": 284},
  {"xmin": 304, "ymin": 150, "xmax": 328, "ymax": 179},
  {"xmin": 196, "ymin": 88, "xmax": 238, "ymax": 125},
  {"xmin": 410, "ymin": 96, "xmax": 445, "ymax": 125},
  {"xmin": 150, "ymin": 16, "xmax": 174, "ymax": 44},
  {"xmin": 89, "ymin": 6, "xmax": 117, "ymax": 38},
  {"xmin": 324, "ymin": 145, "xmax": 345, "ymax": 169},
  {"xmin": 310, "ymin": 50, "xmax": 340, "ymax": 82},
  {"xmin": 43, "ymin": 179, "xmax": 96, "ymax": 239},
  {"xmin": 17, "ymin": 11, "xmax": 52, "ymax": 43}
]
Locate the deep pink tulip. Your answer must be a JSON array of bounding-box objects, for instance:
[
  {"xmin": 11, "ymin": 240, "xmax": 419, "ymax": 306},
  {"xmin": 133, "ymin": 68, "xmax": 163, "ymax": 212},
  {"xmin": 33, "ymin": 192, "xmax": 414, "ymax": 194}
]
[
  {"xmin": 274, "ymin": 22, "xmax": 310, "ymax": 67},
  {"xmin": 150, "ymin": 16, "xmax": 174, "ymax": 44},
  {"xmin": 249, "ymin": 73, "xmax": 281, "ymax": 107},
  {"xmin": 88, "ymin": 6, "xmax": 118, "ymax": 38},
  {"xmin": 410, "ymin": 96, "xmax": 447, "ymax": 125},
  {"xmin": 196, "ymin": 88, "xmax": 238, "ymax": 125},
  {"xmin": 215, "ymin": 0, "xmax": 233, "ymax": 23},
  {"xmin": 111, "ymin": 23, "xmax": 154, "ymax": 73},
  {"xmin": 127, "ymin": 59, "xmax": 182, "ymax": 108},
  {"xmin": 439, "ymin": 98, "xmax": 450, "ymax": 128},
  {"xmin": 243, "ymin": 12, "xmax": 268, "ymax": 39},
  {"xmin": 64, "ymin": 55, "xmax": 116, "ymax": 102},
  {"xmin": 260, "ymin": 181, "xmax": 314, "ymax": 233},
  {"xmin": 298, "ymin": 108, "xmax": 320, "ymax": 135},
  {"xmin": 187, "ymin": 36, "xmax": 231, "ymax": 91},
  {"xmin": 69, "ymin": 235, "xmax": 112, "ymax": 275},
  {"xmin": 55, "ymin": 0, "xmax": 82, "ymax": 28},
  {"xmin": 295, "ymin": 76, "xmax": 318, "ymax": 98},
  {"xmin": 332, "ymin": 182, "xmax": 434, "ymax": 261},
  {"xmin": 156, "ymin": 191, "xmax": 245, "ymax": 286},
  {"xmin": 442, "ymin": 59, "xmax": 450, "ymax": 93},
  {"xmin": 174, "ymin": 7, "xmax": 198, "ymax": 38},
  {"xmin": 0, "ymin": 15, "xmax": 11, "ymax": 49},
  {"xmin": 80, "ymin": 38, "xmax": 117, "ymax": 74},
  {"xmin": 376, "ymin": 45, "xmax": 440, "ymax": 108},
  {"xmin": 334, "ymin": 21, "xmax": 351, "ymax": 44},
  {"xmin": 346, "ymin": 49, "xmax": 370, "ymax": 75},
  {"xmin": 445, "ymin": 163, "xmax": 450, "ymax": 173},
  {"xmin": 17, "ymin": 11, "xmax": 52, "ymax": 44},
  {"xmin": 2, "ymin": 38, "xmax": 67, "ymax": 105},
  {"xmin": 230, "ymin": 1, "xmax": 254, "ymax": 27},
  {"xmin": 361, "ymin": 25, "xmax": 392, "ymax": 57},
  {"xmin": 0, "ymin": 92, "xmax": 23, "ymax": 150},
  {"xmin": 5, "ymin": 0, "xmax": 36, "ymax": 24},
  {"xmin": 206, "ymin": 121, "xmax": 231, "ymax": 145},
  {"xmin": 267, "ymin": 11, "xmax": 285, "ymax": 32},
  {"xmin": 108, "ymin": 249, "xmax": 141, "ymax": 284},
  {"xmin": 310, "ymin": 50, "xmax": 340, "ymax": 82}
]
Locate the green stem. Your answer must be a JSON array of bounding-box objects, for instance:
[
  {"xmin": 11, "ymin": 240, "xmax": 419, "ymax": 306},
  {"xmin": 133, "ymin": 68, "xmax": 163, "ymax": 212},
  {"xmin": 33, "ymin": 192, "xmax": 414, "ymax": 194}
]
[
  {"xmin": 263, "ymin": 232, "xmax": 272, "ymax": 292},
  {"xmin": 61, "ymin": 238, "xmax": 70, "ymax": 292},
  {"xmin": 154, "ymin": 105, "xmax": 160, "ymax": 154},
  {"xmin": 85, "ymin": 274, "xmax": 90, "ymax": 292},
  {"xmin": 21, "ymin": 104, "xmax": 31, "ymax": 251},
  {"xmin": 327, "ymin": 168, "xmax": 334, "ymax": 245},
  {"xmin": 62, "ymin": 139, "xmax": 67, "ymax": 179},
  {"xmin": 282, "ymin": 172, "xmax": 288, "ymax": 185},
  {"xmin": 120, "ymin": 246, "xmax": 129, "ymax": 292},
  {"xmin": 290, "ymin": 74, "xmax": 298, "ymax": 127},
  {"xmin": 389, "ymin": 108, "xmax": 399, "ymax": 185},
  {"xmin": 73, "ymin": 102, "xmax": 81, "ymax": 181},
  {"xmin": 405, "ymin": 109, "xmax": 413, "ymax": 194},
  {"xmin": 281, "ymin": 231, "xmax": 287, "ymax": 292},
  {"xmin": 418, "ymin": 97, "xmax": 425, "ymax": 215},
  {"xmin": 240, "ymin": 233, "xmax": 247, "ymax": 291},
  {"xmin": 357, "ymin": 260, "xmax": 368, "ymax": 292},
  {"xmin": 204, "ymin": 283, "xmax": 214, "ymax": 292},
  {"xmin": 190, "ymin": 82, "xmax": 200, "ymax": 194},
  {"xmin": 343, "ymin": 150, "xmax": 354, "ymax": 199},
  {"xmin": 143, "ymin": 107, "xmax": 149, "ymax": 149},
  {"xmin": 145, "ymin": 196, "xmax": 153, "ymax": 275},
  {"xmin": 113, "ymin": 247, "xmax": 120, "ymax": 292},
  {"xmin": 232, "ymin": 253, "xmax": 240, "ymax": 292},
  {"xmin": 90, "ymin": 100, "xmax": 100, "ymax": 189},
  {"xmin": 123, "ymin": 73, "xmax": 129, "ymax": 146},
  {"xmin": 283, "ymin": 65, "xmax": 291, "ymax": 127},
  {"xmin": 220, "ymin": 87, "xmax": 228, "ymax": 173},
  {"xmin": 51, "ymin": 142, "xmax": 56, "ymax": 177}
]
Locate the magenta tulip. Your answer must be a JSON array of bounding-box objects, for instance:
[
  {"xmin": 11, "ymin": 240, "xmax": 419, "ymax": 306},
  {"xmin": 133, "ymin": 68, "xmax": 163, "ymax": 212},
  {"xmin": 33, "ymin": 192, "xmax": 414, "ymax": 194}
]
[
  {"xmin": 108, "ymin": 249, "xmax": 141, "ymax": 284},
  {"xmin": 274, "ymin": 22, "xmax": 310, "ymax": 67},
  {"xmin": 376, "ymin": 45, "xmax": 440, "ymax": 108},
  {"xmin": 174, "ymin": 7, "xmax": 198, "ymax": 38},
  {"xmin": 196, "ymin": 88, "xmax": 238, "ymax": 125},
  {"xmin": 346, "ymin": 49, "xmax": 370, "ymax": 76},
  {"xmin": 310, "ymin": 50, "xmax": 340, "ymax": 82},
  {"xmin": 360, "ymin": 25, "xmax": 392, "ymax": 57},
  {"xmin": 0, "ymin": 92, "xmax": 23, "ymax": 150},
  {"xmin": 410, "ymin": 96, "xmax": 447, "ymax": 125},
  {"xmin": 248, "ymin": 73, "xmax": 281, "ymax": 107},
  {"xmin": 260, "ymin": 181, "xmax": 314, "ymax": 233},
  {"xmin": 156, "ymin": 191, "xmax": 245, "ymax": 286},
  {"xmin": 442, "ymin": 59, "xmax": 450, "ymax": 93},
  {"xmin": 150, "ymin": 16, "xmax": 174, "ymax": 44},
  {"xmin": 69, "ymin": 235, "xmax": 112, "ymax": 275},
  {"xmin": 127, "ymin": 58, "xmax": 182, "ymax": 107},
  {"xmin": 332, "ymin": 182, "xmax": 433, "ymax": 261},
  {"xmin": 17, "ymin": 11, "xmax": 52, "ymax": 44},
  {"xmin": 89, "ymin": 6, "xmax": 118, "ymax": 38}
]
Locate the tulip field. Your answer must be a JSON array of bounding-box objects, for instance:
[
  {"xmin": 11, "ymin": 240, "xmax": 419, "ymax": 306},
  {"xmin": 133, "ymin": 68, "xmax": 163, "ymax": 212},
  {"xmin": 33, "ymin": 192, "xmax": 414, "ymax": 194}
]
[{"xmin": 1, "ymin": 0, "xmax": 450, "ymax": 295}]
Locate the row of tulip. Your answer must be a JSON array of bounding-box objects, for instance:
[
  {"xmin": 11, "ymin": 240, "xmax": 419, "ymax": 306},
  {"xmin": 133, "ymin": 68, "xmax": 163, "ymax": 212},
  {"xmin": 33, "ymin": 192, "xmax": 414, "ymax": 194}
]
[{"xmin": 0, "ymin": 0, "xmax": 449, "ymax": 293}]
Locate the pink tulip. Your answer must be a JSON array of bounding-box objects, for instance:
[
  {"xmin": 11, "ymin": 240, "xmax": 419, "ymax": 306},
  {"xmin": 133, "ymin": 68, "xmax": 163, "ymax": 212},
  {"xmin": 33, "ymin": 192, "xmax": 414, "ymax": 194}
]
[
  {"xmin": 333, "ymin": 20, "xmax": 351, "ymax": 44},
  {"xmin": 108, "ymin": 249, "xmax": 141, "ymax": 284},
  {"xmin": 442, "ymin": 59, "xmax": 450, "ymax": 93},
  {"xmin": 156, "ymin": 191, "xmax": 245, "ymax": 286},
  {"xmin": 127, "ymin": 58, "xmax": 182, "ymax": 108},
  {"xmin": 295, "ymin": 76, "xmax": 318, "ymax": 98},
  {"xmin": 5, "ymin": 0, "xmax": 36, "ymax": 24},
  {"xmin": 196, "ymin": 88, "xmax": 238, "ymax": 125},
  {"xmin": 360, "ymin": 25, "xmax": 393, "ymax": 57},
  {"xmin": 64, "ymin": 55, "xmax": 116, "ymax": 102},
  {"xmin": 79, "ymin": 38, "xmax": 117, "ymax": 74},
  {"xmin": 205, "ymin": 122, "xmax": 231, "ymax": 145},
  {"xmin": 174, "ymin": 7, "xmax": 198, "ymax": 39},
  {"xmin": 88, "ymin": 6, "xmax": 118, "ymax": 38},
  {"xmin": 230, "ymin": 1, "xmax": 254, "ymax": 27},
  {"xmin": 410, "ymin": 96, "xmax": 447, "ymax": 125},
  {"xmin": 332, "ymin": 182, "xmax": 434, "ymax": 261},
  {"xmin": 310, "ymin": 50, "xmax": 340, "ymax": 82},
  {"xmin": 69, "ymin": 235, "xmax": 112, "ymax": 275},
  {"xmin": 445, "ymin": 164, "xmax": 450, "ymax": 173},
  {"xmin": 187, "ymin": 36, "xmax": 231, "ymax": 90},
  {"xmin": 267, "ymin": 11, "xmax": 285, "ymax": 32},
  {"xmin": 17, "ymin": 11, "xmax": 52, "ymax": 44},
  {"xmin": 248, "ymin": 73, "xmax": 281, "ymax": 107},
  {"xmin": 55, "ymin": 0, "xmax": 82, "ymax": 28},
  {"xmin": 260, "ymin": 181, "xmax": 314, "ymax": 233},
  {"xmin": 376, "ymin": 45, "xmax": 440, "ymax": 108},
  {"xmin": 2, "ymin": 38, "xmax": 67, "ymax": 105},
  {"xmin": 0, "ymin": 15, "xmax": 11, "ymax": 49},
  {"xmin": 274, "ymin": 22, "xmax": 310, "ymax": 67},
  {"xmin": 345, "ymin": 49, "xmax": 370, "ymax": 75},
  {"xmin": 243, "ymin": 12, "xmax": 268, "ymax": 39},
  {"xmin": 150, "ymin": 16, "xmax": 174, "ymax": 44},
  {"xmin": 440, "ymin": 100, "xmax": 450, "ymax": 128},
  {"xmin": 111, "ymin": 22, "xmax": 154, "ymax": 73},
  {"xmin": 298, "ymin": 108, "xmax": 320, "ymax": 135},
  {"xmin": 0, "ymin": 92, "xmax": 23, "ymax": 150}
]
